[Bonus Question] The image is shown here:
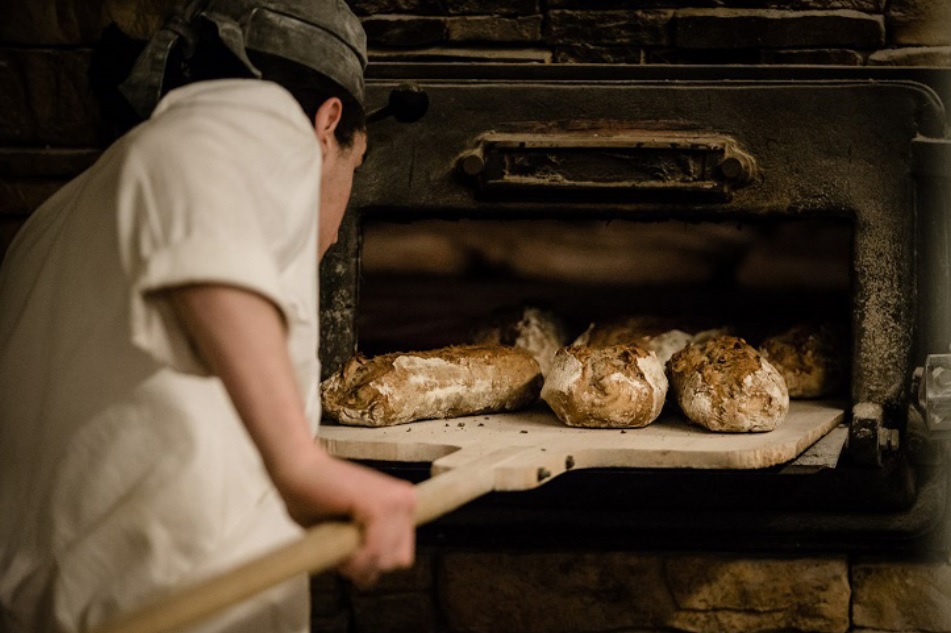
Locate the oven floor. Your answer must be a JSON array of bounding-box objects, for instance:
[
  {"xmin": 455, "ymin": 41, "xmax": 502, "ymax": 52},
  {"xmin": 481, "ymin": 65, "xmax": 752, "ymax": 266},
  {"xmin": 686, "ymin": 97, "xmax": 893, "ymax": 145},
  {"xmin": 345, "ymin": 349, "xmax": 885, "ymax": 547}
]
[{"xmin": 318, "ymin": 400, "xmax": 845, "ymax": 477}]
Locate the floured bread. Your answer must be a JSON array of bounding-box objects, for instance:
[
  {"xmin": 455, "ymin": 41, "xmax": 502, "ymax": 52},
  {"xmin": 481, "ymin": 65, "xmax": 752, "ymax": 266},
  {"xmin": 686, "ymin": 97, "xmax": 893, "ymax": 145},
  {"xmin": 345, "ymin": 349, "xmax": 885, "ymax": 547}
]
[
  {"xmin": 759, "ymin": 324, "xmax": 845, "ymax": 398},
  {"xmin": 471, "ymin": 306, "xmax": 567, "ymax": 376},
  {"xmin": 322, "ymin": 344, "xmax": 542, "ymax": 426},
  {"xmin": 574, "ymin": 316, "xmax": 728, "ymax": 364},
  {"xmin": 541, "ymin": 344, "xmax": 668, "ymax": 428},
  {"xmin": 669, "ymin": 336, "xmax": 789, "ymax": 433}
]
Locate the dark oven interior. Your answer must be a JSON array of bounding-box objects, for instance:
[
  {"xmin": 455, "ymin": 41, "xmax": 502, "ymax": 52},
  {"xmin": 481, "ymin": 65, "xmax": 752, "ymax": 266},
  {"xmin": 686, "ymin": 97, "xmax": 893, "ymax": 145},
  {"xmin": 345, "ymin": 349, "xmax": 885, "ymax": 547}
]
[{"xmin": 319, "ymin": 65, "xmax": 951, "ymax": 552}]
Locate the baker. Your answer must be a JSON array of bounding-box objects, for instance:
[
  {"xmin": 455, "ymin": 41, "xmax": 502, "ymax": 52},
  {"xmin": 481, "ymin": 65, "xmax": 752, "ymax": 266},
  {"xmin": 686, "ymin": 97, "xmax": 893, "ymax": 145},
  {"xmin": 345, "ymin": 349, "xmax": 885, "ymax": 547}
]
[{"xmin": 0, "ymin": 1, "xmax": 416, "ymax": 631}]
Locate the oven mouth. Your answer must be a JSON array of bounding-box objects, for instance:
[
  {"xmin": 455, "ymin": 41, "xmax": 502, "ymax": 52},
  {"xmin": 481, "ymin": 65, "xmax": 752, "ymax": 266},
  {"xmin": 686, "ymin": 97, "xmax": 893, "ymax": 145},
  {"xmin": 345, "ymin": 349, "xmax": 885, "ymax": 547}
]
[{"xmin": 357, "ymin": 215, "xmax": 853, "ymax": 362}]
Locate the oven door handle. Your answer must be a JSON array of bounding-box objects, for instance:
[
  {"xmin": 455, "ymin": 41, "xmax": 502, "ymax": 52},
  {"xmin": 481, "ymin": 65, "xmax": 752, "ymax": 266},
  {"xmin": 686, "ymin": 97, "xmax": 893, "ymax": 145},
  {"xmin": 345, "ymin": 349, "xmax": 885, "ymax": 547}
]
[{"xmin": 459, "ymin": 131, "xmax": 756, "ymax": 203}]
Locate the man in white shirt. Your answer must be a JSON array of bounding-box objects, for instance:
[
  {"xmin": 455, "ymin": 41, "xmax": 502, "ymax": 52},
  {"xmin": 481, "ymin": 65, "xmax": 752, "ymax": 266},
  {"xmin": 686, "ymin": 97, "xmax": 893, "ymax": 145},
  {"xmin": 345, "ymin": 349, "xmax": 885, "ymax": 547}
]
[{"xmin": 0, "ymin": 2, "xmax": 415, "ymax": 632}]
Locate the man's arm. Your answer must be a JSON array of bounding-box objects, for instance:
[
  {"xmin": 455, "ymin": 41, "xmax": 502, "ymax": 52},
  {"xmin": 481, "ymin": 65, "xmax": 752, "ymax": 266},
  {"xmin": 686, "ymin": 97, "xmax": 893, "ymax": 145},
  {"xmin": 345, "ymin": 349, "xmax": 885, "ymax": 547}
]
[{"xmin": 165, "ymin": 283, "xmax": 415, "ymax": 587}]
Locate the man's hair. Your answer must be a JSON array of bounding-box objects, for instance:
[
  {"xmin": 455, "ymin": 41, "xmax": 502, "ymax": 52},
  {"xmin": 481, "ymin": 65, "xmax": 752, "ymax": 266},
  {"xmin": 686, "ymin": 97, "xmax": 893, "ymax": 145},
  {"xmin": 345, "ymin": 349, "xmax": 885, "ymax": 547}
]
[{"xmin": 90, "ymin": 22, "xmax": 366, "ymax": 147}]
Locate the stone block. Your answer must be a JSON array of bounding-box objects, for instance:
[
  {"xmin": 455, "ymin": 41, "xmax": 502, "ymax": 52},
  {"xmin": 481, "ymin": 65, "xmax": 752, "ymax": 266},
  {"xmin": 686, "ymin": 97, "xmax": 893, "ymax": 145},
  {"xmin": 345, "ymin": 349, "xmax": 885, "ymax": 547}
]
[
  {"xmin": 761, "ymin": 48, "xmax": 865, "ymax": 64},
  {"xmin": 887, "ymin": 0, "xmax": 951, "ymax": 46},
  {"xmin": 310, "ymin": 572, "xmax": 346, "ymax": 618},
  {"xmin": 0, "ymin": 0, "xmax": 109, "ymax": 45},
  {"xmin": 361, "ymin": 15, "xmax": 447, "ymax": 47},
  {"xmin": 0, "ymin": 180, "xmax": 64, "ymax": 216},
  {"xmin": 852, "ymin": 558, "xmax": 951, "ymax": 632},
  {"xmin": 868, "ymin": 45, "xmax": 951, "ymax": 65},
  {"xmin": 350, "ymin": 592, "xmax": 438, "ymax": 633},
  {"xmin": 346, "ymin": 0, "xmax": 445, "ymax": 16},
  {"xmin": 354, "ymin": 550, "xmax": 434, "ymax": 593},
  {"xmin": 665, "ymin": 555, "xmax": 851, "ymax": 633},
  {"xmin": 0, "ymin": 148, "xmax": 100, "ymax": 177},
  {"xmin": 309, "ymin": 610, "xmax": 351, "ymax": 633},
  {"xmin": 439, "ymin": 551, "xmax": 851, "ymax": 633},
  {"xmin": 447, "ymin": 15, "xmax": 542, "ymax": 42},
  {"xmin": 0, "ymin": 49, "xmax": 101, "ymax": 146},
  {"xmin": 548, "ymin": 10, "xmax": 673, "ymax": 47},
  {"xmin": 439, "ymin": 551, "xmax": 678, "ymax": 633},
  {"xmin": 368, "ymin": 47, "xmax": 551, "ymax": 62},
  {"xmin": 0, "ymin": 149, "xmax": 97, "ymax": 216},
  {"xmin": 0, "ymin": 218, "xmax": 28, "ymax": 265},
  {"xmin": 674, "ymin": 9, "xmax": 885, "ymax": 49},
  {"xmin": 553, "ymin": 45, "xmax": 644, "ymax": 63},
  {"xmin": 446, "ymin": 0, "xmax": 539, "ymax": 16}
]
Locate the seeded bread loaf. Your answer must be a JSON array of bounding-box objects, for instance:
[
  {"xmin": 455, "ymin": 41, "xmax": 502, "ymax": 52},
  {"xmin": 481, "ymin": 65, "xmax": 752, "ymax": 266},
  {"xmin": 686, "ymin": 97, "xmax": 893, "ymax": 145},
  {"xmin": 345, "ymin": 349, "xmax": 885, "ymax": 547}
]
[
  {"xmin": 471, "ymin": 306, "xmax": 567, "ymax": 376},
  {"xmin": 321, "ymin": 344, "xmax": 542, "ymax": 427},
  {"xmin": 541, "ymin": 344, "xmax": 668, "ymax": 429},
  {"xmin": 759, "ymin": 324, "xmax": 845, "ymax": 398},
  {"xmin": 669, "ymin": 336, "xmax": 789, "ymax": 433}
]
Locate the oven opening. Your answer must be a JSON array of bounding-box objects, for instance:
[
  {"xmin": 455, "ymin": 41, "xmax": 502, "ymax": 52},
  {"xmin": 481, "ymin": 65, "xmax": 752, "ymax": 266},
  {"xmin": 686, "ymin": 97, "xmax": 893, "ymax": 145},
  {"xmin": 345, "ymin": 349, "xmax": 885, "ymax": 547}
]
[{"xmin": 357, "ymin": 216, "xmax": 853, "ymax": 380}]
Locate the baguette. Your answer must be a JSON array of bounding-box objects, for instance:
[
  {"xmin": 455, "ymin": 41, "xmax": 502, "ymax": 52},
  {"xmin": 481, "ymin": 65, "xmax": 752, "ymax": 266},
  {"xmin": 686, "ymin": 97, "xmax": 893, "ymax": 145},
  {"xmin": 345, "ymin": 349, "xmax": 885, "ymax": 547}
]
[{"xmin": 321, "ymin": 344, "xmax": 542, "ymax": 427}]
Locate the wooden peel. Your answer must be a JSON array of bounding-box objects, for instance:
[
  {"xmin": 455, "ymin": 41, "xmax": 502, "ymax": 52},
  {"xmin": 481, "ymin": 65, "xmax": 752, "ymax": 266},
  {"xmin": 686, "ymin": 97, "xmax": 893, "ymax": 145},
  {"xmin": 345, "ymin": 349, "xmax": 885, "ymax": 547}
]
[
  {"xmin": 89, "ymin": 446, "xmax": 545, "ymax": 633},
  {"xmin": 90, "ymin": 401, "xmax": 844, "ymax": 633}
]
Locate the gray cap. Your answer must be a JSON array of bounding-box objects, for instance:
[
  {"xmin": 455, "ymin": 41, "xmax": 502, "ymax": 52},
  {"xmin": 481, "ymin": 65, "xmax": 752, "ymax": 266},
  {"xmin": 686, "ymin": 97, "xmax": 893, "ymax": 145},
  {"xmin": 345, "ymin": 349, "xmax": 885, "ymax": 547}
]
[{"xmin": 120, "ymin": 0, "xmax": 368, "ymax": 119}]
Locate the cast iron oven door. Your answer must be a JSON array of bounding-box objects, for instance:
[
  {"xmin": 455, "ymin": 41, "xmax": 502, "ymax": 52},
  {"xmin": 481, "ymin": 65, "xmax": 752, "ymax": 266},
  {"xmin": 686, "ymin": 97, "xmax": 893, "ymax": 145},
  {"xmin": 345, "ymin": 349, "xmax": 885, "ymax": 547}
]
[{"xmin": 319, "ymin": 67, "xmax": 951, "ymax": 551}]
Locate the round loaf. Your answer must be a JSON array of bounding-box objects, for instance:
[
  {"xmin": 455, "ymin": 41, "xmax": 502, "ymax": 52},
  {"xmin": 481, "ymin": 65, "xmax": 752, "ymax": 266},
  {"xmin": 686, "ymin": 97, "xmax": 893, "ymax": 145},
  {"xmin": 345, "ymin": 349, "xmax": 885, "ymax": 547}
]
[
  {"xmin": 322, "ymin": 344, "xmax": 542, "ymax": 427},
  {"xmin": 759, "ymin": 324, "xmax": 845, "ymax": 398},
  {"xmin": 541, "ymin": 344, "xmax": 668, "ymax": 428},
  {"xmin": 669, "ymin": 336, "xmax": 789, "ymax": 433},
  {"xmin": 471, "ymin": 306, "xmax": 567, "ymax": 376}
]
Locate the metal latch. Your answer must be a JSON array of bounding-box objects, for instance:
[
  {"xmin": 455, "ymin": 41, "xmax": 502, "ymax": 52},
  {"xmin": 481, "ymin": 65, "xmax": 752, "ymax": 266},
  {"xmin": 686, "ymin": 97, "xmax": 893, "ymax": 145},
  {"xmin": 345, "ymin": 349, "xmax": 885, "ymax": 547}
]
[{"xmin": 919, "ymin": 354, "xmax": 951, "ymax": 440}]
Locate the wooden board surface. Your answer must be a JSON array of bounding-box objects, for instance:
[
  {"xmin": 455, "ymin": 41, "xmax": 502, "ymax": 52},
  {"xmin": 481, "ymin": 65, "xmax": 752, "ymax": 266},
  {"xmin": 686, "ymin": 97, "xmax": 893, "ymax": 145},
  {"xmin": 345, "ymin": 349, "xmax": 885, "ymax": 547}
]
[{"xmin": 319, "ymin": 400, "xmax": 845, "ymax": 490}]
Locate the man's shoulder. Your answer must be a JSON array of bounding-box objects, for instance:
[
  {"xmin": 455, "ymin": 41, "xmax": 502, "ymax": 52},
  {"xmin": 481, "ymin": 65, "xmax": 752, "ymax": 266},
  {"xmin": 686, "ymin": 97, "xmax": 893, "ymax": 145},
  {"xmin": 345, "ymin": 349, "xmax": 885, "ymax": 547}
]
[{"xmin": 122, "ymin": 79, "xmax": 316, "ymax": 176}]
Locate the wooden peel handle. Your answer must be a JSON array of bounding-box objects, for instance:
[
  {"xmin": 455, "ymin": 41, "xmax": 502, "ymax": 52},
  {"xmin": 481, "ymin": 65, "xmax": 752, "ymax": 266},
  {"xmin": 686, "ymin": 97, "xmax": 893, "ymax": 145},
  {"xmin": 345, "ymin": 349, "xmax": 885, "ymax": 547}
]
[{"xmin": 90, "ymin": 453, "xmax": 502, "ymax": 633}]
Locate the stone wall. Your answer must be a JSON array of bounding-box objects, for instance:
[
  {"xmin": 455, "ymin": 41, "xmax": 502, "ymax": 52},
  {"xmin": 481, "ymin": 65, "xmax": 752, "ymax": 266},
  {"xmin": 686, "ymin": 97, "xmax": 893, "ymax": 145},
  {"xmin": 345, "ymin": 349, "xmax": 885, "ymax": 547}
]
[{"xmin": 309, "ymin": 550, "xmax": 951, "ymax": 633}]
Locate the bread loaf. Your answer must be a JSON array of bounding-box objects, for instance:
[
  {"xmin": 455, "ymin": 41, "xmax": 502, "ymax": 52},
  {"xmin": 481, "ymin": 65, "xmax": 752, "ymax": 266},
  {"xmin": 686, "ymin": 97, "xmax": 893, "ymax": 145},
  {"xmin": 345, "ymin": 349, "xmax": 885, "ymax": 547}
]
[
  {"xmin": 541, "ymin": 344, "xmax": 668, "ymax": 428},
  {"xmin": 471, "ymin": 306, "xmax": 567, "ymax": 376},
  {"xmin": 669, "ymin": 336, "xmax": 789, "ymax": 432},
  {"xmin": 759, "ymin": 324, "xmax": 845, "ymax": 398},
  {"xmin": 321, "ymin": 344, "xmax": 542, "ymax": 427}
]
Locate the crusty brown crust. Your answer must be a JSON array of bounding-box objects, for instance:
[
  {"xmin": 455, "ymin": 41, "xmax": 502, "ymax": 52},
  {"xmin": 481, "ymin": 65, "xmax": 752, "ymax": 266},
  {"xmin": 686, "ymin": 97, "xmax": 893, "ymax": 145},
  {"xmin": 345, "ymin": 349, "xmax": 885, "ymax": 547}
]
[
  {"xmin": 669, "ymin": 336, "xmax": 789, "ymax": 433},
  {"xmin": 321, "ymin": 344, "xmax": 542, "ymax": 427},
  {"xmin": 574, "ymin": 317, "xmax": 729, "ymax": 364},
  {"xmin": 541, "ymin": 344, "xmax": 668, "ymax": 429},
  {"xmin": 759, "ymin": 324, "xmax": 845, "ymax": 398}
]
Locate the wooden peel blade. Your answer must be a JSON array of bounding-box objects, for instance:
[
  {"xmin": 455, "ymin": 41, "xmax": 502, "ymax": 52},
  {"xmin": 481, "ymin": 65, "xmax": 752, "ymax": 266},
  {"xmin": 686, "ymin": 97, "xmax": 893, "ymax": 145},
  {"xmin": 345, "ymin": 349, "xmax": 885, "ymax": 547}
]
[{"xmin": 89, "ymin": 446, "xmax": 542, "ymax": 633}]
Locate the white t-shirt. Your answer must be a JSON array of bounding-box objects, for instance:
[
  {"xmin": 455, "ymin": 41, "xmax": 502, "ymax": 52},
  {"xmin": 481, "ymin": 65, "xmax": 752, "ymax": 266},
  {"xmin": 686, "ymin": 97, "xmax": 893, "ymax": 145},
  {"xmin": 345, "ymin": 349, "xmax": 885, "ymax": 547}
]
[{"xmin": 0, "ymin": 79, "xmax": 322, "ymax": 633}]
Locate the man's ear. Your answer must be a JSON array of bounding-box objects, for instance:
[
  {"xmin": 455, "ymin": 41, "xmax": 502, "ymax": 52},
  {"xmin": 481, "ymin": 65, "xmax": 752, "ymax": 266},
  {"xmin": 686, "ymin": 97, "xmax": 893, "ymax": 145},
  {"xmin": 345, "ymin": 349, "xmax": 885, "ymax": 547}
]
[{"xmin": 314, "ymin": 97, "xmax": 343, "ymax": 152}]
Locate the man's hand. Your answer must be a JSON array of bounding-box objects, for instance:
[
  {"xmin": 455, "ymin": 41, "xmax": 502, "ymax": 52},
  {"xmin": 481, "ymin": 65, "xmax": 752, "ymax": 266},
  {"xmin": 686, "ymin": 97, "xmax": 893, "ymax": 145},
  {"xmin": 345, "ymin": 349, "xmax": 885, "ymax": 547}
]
[
  {"xmin": 166, "ymin": 284, "xmax": 416, "ymax": 586},
  {"xmin": 275, "ymin": 449, "xmax": 416, "ymax": 588}
]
